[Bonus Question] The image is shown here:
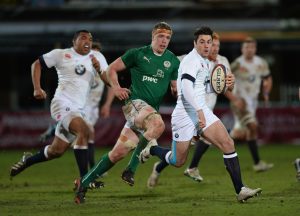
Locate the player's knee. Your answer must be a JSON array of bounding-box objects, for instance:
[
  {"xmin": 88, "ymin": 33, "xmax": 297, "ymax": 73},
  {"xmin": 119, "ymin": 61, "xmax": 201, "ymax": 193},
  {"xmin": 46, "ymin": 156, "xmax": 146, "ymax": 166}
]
[
  {"xmin": 108, "ymin": 149, "xmax": 126, "ymax": 162},
  {"xmin": 144, "ymin": 114, "xmax": 165, "ymax": 139},
  {"xmin": 109, "ymin": 137, "xmax": 136, "ymax": 163},
  {"xmin": 223, "ymin": 137, "xmax": 235, "ymax": 151},
  {"xmin": 47, "ymin": 147, "xmax": 64, "ymax": 158}
]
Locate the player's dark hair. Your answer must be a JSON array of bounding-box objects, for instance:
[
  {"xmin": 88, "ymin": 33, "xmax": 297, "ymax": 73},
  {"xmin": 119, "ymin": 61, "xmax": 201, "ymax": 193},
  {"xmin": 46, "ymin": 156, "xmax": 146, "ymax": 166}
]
[
  {"xmin": 193, "ymin": 26, "xmax": 213, "ymax": 42},
  {"xmin": 73, "ymin": 30, "xmax": 91, "ymax": 41}
]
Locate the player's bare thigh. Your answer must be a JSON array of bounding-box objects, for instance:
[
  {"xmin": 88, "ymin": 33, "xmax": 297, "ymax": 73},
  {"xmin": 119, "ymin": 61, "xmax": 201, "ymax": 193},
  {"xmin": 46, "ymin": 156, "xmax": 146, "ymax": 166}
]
[
  {"xmin": 202, "ymin": 120, "xmax": 235, "ymax": 153},
  {"xmin": 109, "ymin": 127, "xmax": 139, "ymax": 163},
  {"xmin": 68, "ymin": 116, "xmax": 90, "ymax": 146},
  {"xmin": 134, "ymin": 105, "xmax": 157, "ymax": 129}
]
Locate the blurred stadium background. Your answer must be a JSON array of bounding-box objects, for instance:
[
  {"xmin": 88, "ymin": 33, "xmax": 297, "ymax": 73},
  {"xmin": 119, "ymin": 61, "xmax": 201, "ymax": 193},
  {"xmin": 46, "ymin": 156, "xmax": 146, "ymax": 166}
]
[{"xmin": 0, "ymin": 0, "xmax": 300, "ymax": 148}]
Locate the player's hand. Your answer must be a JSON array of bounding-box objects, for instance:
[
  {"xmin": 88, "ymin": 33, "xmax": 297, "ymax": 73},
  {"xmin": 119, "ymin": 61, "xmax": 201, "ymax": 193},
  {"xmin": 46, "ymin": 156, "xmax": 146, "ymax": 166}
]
[
  {"xmin": 100, "ymin": 104, "xmax": 111, "ymax": 118},
  {"xmin": 225, "ymin": 73, "xmax": 235, "ymax": 91},
  {"xmin": 33, "ymin": 88, "xmax": 47, "ymax": 100},
  {"xmin": 91, "ymin": 56, "xmax": 100, "ymax": 72},
  {"xmin": 113, "ymin": 87, "xmax": 131, "ymax": 100},
  {"xmin": 197, "ymin": 109, "xmax": 206, "ymax": 129}
]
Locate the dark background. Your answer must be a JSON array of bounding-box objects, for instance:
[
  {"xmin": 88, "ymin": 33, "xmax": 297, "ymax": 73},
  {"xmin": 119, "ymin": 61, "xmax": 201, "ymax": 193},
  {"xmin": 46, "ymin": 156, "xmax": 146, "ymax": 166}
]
[{"xmin": 1, "ymin": 0, "xmax": 300, "ymax": 111}]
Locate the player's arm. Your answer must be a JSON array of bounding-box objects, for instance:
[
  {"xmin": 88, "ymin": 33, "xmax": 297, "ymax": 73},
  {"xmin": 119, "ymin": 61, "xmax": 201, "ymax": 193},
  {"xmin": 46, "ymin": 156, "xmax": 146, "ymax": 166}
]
[
  {"xmin": 106, "ymin": 57, "xmax": 130, "ymax": 100},
  {"xmin": 223, "ymin": 57, "xmax": 235, "ymax": 91},
  {"xmin": 31, "ymin": 58, "xmax": 47, "ymax": 100},
  {"xmin": 170, "ymin": 80, "xmax": 177, "ymax": 98},
  {"xmin": 262, "ymin": 75, "xmax": 272, "ymax": 102},
  {"xmin": 100, "ymin": 87, "xmax": 115, "ymax": 118}
]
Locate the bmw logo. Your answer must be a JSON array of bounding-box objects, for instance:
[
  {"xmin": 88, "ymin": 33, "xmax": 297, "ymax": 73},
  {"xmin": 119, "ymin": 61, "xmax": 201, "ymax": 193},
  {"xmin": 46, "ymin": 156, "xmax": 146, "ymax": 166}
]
[{"xmin": 75, "ymin": 64, "xmax": 86, "ymax": 75}]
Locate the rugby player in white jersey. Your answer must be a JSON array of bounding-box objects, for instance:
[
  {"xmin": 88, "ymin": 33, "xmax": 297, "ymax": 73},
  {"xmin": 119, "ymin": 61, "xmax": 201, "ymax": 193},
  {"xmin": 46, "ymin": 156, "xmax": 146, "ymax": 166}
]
[
  {"xmin": 140, "ymin": 27, "xmax": 262, "ymax": 202},
  {"xmin": 229, "ymin": 37, "xmax": 273, "ymax": 172},
  {"xmin": 146, "ymin": 32, "xmax": 235, "ymax": 186},
  {"xmin": 36, "ymin": 41, "xmax": 114, "ymax": 172},
  {"xmin": 10, "ymin": 30, "xmax": 109, "ymax": 187}
]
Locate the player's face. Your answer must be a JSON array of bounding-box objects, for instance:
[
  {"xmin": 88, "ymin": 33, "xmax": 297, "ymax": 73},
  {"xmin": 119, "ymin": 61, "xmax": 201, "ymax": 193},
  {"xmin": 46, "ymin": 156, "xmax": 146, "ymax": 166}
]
[
  {"xmin": 194, "ymin": 35, "xmax": 212, "ymax": 58},
  {"xmin": 151, "ymin": 32, "xmax": 171, "ymax": 54},
  {"xmin": 73, "ymin": 32, "xmax": 93, "ymax": 55},
  {"xmin": 242, "ymin": 42, "xmax": 256, "ymax": 60},
  {"xmin": 209, "ymin": 39, "xmax": 220, "ymax": 61}
]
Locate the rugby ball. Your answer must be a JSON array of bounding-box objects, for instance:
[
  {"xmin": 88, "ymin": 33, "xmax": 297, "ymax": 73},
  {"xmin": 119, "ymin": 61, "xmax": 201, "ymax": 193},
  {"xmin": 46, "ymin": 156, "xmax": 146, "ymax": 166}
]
[{"xmin": 210, "ymin": 64, "xmax": 227, "ymax": 94}]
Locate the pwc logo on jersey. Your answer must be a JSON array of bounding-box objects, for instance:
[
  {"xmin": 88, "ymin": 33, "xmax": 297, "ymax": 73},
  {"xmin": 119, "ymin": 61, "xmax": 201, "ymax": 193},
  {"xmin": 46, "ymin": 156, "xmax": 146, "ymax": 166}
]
[
  {"xmin": 142, "ymin": 75, "xmax": 158, "ymax": 83},
  {"xmin": 75, "ymin": 64, "xmax": 86, "ymax": 75}
]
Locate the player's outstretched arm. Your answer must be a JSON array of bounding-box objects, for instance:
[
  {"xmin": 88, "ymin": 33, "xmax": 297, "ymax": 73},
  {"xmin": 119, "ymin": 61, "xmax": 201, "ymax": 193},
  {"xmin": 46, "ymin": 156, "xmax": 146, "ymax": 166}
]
[{"xmin": 31, "ymin": 59, "xmax": 47, "ymax": 100}]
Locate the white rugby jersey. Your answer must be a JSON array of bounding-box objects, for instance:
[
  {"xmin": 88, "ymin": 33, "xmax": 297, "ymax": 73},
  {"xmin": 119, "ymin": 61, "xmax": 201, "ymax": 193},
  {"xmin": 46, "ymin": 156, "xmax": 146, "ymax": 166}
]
[
  {"xmin": 231, "ymin": 55, "xmax": 270, "ymax": 100},
  {"xmin": 175, "ymin": 48, "xmax": 211, "ymax": 113},
  {"xmin": 86, "ymin": 73, "xmax": 105, "ymax": 110},
  {"xmin": 42, "ymin": 48, "xmax": 108, "ymax": 108}
]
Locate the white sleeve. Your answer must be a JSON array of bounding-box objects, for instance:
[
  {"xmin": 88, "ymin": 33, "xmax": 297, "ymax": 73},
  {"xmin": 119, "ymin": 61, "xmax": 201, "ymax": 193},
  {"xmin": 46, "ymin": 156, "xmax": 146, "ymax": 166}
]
[
  {"xmin": 42, "ymin": 49, "xmax": 62, "ymax": 68},
  {"xmin": 222, "ymin": 57, "xmax": 231, "ymax": 74},
  {"xmin": 96, "ymin": 52, "xmax": 109, "ymax": 71},
  {"xmin": 182, "ymin": 79, "xmax": 204, "ymax": 111}
]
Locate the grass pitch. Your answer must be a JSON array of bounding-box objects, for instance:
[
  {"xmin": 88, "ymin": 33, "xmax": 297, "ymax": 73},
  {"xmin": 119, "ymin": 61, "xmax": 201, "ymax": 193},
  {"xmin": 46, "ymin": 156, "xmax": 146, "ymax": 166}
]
[{"xmin": 0, "ymin": 144, "xmax": 299, "ymax": 216}]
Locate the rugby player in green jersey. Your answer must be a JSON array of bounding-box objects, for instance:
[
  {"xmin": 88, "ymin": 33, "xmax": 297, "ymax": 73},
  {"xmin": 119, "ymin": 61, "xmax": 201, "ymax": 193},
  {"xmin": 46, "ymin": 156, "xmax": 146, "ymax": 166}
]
[{"xmin": 74, "ymin": 22, "xmax": 180, "ymax": 204}]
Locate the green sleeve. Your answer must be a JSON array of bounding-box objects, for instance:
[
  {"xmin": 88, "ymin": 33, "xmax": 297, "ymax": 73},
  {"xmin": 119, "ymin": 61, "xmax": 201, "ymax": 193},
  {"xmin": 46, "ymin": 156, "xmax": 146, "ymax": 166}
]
[{"xmin": 121, "ymin": 48, "xmax": 138, "ymax": 68}]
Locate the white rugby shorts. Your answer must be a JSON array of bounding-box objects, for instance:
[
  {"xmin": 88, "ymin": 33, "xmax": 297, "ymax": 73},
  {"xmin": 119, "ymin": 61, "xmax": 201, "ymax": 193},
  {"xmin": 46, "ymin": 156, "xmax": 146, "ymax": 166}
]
[
  {"xmin": 171, "ymin": 106, "xmax": 219, "ymax": 142},
  {"xmin": 51, "ymin": 99, "xmax": 86, "ymax": 143}
]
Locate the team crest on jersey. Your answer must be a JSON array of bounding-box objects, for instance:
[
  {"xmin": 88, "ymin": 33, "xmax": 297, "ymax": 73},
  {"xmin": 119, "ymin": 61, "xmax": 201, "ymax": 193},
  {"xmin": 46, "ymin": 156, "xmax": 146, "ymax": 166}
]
[
  {"xmin": 75, "ymin": 64, "xmax": 86, "ymax": 75},
  {"xmin": 153, "ymin": 69, "xmax": 164, "ymax": 78},
  {"xmin": 164, "ymin": 61, "xmax": 171, "ymax": 68}
]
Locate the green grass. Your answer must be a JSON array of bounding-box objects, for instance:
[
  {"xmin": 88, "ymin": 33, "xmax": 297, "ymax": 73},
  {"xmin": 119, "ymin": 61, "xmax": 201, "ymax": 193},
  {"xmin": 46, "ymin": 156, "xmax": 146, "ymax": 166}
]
[{"xmin": 0, "ymin": 144, "xmax": 299, "ymax": 216}]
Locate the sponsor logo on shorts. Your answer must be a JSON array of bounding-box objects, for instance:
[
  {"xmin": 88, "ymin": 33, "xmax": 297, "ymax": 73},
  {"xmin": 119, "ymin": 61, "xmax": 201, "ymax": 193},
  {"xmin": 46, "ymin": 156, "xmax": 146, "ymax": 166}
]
[{"xmin": 66, "ymin": 107, "xmax": 70, "ymax": 111}]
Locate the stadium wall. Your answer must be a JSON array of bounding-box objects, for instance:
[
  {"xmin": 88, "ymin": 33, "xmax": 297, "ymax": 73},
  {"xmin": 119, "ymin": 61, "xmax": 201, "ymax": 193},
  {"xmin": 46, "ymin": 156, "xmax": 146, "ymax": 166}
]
[{"xmin": 0, "ymin": 107, "xmax": 300, "ymax": 149}]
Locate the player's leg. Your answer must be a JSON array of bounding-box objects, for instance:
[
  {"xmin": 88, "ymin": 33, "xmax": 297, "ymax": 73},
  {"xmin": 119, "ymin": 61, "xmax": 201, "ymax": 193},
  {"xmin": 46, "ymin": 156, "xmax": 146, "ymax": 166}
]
[
  {"xmin": 121, "ymin": 103, "xmax": 165, "ymax": 185},
  {"xmin": 147, "ymin": 160, "xmax": 169, "ymax": 188},
  {"xmin": 39, "ymin": 122, "xmax": 57, "ymax": 143},
  {"xmin": 184, "ymin": 138, "xmax": 209, "ymax": 182},
  {"xmin": 87, "ymin": 125, "xmax": 95, "ymax": 168},
  {"xmin": 69, "ymin": 116, "xmax": 90, "ymax": 177},
  {"xmin": 74, "ymin": 127, "xmax": 139, "ymax": 203},
  {"xmin": 204, "ymin": 120, "xmax": 261, "ymax": 202},
  {"xmin": 10, "ymin": 135, "xmax": 70, "ymax": 177},
  {"xmin": 246, "ymin": 121, "xmax": 273, "ymax": 172}
]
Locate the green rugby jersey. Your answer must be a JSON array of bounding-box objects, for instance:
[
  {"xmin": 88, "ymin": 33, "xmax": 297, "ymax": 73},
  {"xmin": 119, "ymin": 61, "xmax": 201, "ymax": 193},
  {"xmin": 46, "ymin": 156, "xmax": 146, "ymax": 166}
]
[{"xmin": 121, "ymin": 45, "xmax": 179, "ymax": 111}]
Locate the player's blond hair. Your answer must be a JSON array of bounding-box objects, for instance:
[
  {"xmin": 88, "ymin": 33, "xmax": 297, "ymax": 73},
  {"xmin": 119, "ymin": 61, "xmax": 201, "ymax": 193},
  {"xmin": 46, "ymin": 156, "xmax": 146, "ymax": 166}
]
[
  {"xmin": 152, "ymin": 22, "xmax": 173, "ymax": 36},
  {"xmin": 212, "ymin": 32, "xmax": 220, "ymax": 40},
  {"xmin": 243, "ymin": 36, "xmax": 257, "ymax": 44}
]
